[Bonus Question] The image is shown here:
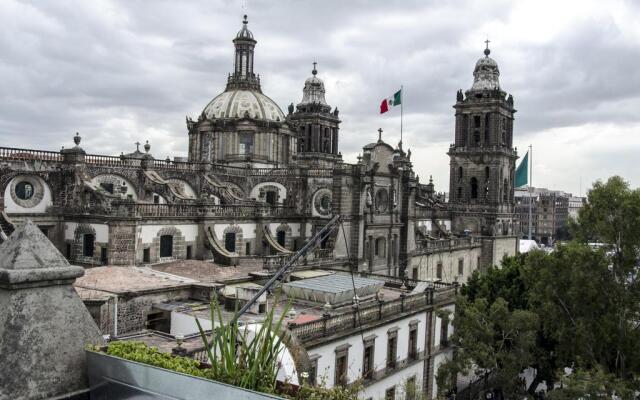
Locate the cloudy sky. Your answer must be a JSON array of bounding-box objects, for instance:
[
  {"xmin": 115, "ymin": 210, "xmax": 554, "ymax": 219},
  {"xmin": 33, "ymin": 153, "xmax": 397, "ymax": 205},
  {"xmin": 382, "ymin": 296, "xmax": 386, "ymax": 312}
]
[{"xmin": 2, "ymin": 0, "xmax": 640, "ymax": 195}]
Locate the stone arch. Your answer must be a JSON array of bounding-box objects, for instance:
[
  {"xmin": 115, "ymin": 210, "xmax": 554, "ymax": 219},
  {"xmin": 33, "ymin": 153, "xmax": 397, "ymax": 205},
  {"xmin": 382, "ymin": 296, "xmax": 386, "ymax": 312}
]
[
  {"xmin": 73, "ymin": 224, "xmax": 97, "ymax": 263},
  {"xmin": 223, "ymin": 224, "xmax": 243, "ymax": 255},
  {"xmin": 152, "ymin": 226, "xmax": 186, "ymax": 261},
  {"xmin": 4, "ymin": 175, "xmax": 53, "ymax": 213},
  {"xmin": 91, "ymin": 174, "xmax": 138, "ymax": 200},
  {"xmin": 275, "ymin": 223, "xmax": 293, "ymax": 250},
  {"xmin": 250, "ymin": 182, "xmax": 287, "ymax": 205}
]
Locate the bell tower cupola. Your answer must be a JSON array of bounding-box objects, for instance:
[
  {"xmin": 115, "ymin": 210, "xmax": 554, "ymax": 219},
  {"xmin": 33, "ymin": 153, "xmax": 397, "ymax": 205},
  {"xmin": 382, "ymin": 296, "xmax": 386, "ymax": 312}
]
[{"xmin": 227, "ymin": 15, "xmax": 261, "ymax": 91}]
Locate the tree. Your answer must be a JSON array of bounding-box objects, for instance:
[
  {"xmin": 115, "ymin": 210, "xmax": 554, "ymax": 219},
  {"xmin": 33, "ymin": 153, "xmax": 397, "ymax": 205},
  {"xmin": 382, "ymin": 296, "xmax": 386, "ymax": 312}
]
[
  {"xmin": 441, "ymin": 176, "xmax": 640, "ymax": 398},
  {"xmin": 437, "ymin": 296, "xmax": 539, "ymax": 398}
]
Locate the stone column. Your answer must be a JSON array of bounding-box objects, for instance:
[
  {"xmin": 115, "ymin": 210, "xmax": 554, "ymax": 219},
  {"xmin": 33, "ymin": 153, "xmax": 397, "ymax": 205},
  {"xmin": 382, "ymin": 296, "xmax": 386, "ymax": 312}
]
[{"xmin": 0, "ymin": 221, "xmax": 102, "ymax": 399}]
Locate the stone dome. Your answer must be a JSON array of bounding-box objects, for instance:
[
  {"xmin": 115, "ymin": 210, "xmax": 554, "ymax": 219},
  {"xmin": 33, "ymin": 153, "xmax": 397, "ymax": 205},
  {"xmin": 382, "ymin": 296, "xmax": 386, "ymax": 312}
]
[
  {"xmin": 300, "ymin": 69, "xmax": 328, "ymax": 106},
  {"xmin": 203, "ymin": 89, "xmax": 285, "ymax": 121},
  {"xmin": 470, "ymin": 48, "xmax": 500, "ymax": 91}
]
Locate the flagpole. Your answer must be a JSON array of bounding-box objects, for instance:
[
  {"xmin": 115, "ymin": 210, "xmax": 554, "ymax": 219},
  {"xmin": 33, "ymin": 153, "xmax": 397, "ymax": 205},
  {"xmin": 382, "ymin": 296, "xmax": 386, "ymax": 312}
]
[
  {"xmin": 528, "ymin": 144, "xmax": 533, "ymax": 241},
  {"xmin": 400, "ymin": 85, "xmax": 403, "ymax": 147}
]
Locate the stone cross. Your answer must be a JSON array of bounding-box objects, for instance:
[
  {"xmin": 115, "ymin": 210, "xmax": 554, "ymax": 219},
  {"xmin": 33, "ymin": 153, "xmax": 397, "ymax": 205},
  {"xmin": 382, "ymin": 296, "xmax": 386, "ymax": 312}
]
[{"xmin": 378, "ymin": 128, "xmax": 383, "ymax": 142}]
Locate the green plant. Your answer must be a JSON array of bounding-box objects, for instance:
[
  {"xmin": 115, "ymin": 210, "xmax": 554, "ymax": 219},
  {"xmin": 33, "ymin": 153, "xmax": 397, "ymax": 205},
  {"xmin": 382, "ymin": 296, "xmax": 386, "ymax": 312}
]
[
  {"xmin": 104, "ymin": 341, "xmax": 214, "ymax": 380},
  {"xmin": 195, "ymin": 292, "xmax": 289, "ymax": 394}
]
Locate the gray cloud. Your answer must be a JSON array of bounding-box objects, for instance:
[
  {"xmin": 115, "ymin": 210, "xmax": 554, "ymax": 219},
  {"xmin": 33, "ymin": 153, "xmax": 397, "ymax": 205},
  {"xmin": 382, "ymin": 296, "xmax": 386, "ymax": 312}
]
[{"xmin": 1, "ymin": 0, "xmax": 639, "ymax": 195}]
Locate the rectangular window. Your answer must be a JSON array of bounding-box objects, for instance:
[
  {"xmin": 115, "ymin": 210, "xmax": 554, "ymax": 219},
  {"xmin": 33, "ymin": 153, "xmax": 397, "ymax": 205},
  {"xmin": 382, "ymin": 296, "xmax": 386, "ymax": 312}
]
[
  {"xmin": 245, "ymin": 242, "xmax": 251, "ymax": 256},
  {"xmin": 440, "ymin": 317, "xmax": 449, "ymax": 348},
  {"xmin": 363, "ymin": 341, "xmax": 375, "ymax": 380},
  {"xmin": 412, "ymin": 268, "xmax": 418, "ymax": 280},
  {"xmin": 458, "ymin": 258, "xmax": 464, "ymax": 276},
  {"xmin": 386, "ymin": 330, "xmax": 398, "ymax": 370},
  {"xmin": 186, "ymin": 245, "xmax": 192, "ymax": 260},
  {"xmin": 308, "ymin": 357, "xmax": 318, "ymax": 386},
  {"xmin": 335, "ymin": 347, "xmax": 349, "ymax": 387},
  {"xmin": 474, "ymin": 115, "xmax": 481, "ymax": 128},
  {"xmin": 406, "ymin": 376, "xmax": 417, "ymax": 400},
  {"xmin": 436, "ymin": 262, "xmax": 443, "ymax": 280},
  {"xmin": 408, "ymin": 327, "xmax": 418, "ymax": 360},
  {"xmin": 385, "ymin": 386, "xmax": 396, "ymax": 400}
]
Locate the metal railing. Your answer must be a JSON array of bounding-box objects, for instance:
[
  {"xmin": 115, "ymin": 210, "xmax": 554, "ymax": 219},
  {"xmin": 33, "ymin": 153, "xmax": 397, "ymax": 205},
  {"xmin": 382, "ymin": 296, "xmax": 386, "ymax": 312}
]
[{"xmin": 0, "ymin": 147, "xmax": 63, "ymax": 162}]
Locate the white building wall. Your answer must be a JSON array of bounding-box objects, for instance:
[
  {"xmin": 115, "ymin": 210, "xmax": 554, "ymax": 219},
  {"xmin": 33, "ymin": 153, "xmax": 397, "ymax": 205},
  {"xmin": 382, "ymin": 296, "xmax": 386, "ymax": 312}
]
[
  {"xmin": 362, "ymin": 362, "xmax": 424, "ymax": 400},
  {"xmin": 267, "ymin": 222, "xmax": 301, "ymax": 237},
  {"xmin": 309, "ymin": 312, "xmax": 428, "ymax": 389},
  {"xmin": 65, "ymin": 222, "xmax": 78, "ymax": 241},
  {"xmin": 139, "ymin": 224, "xmax": 199, "ymax": 243},
  {"xmin": 212, "ymin": 223, "xmax": 257, "ymax": 240}
]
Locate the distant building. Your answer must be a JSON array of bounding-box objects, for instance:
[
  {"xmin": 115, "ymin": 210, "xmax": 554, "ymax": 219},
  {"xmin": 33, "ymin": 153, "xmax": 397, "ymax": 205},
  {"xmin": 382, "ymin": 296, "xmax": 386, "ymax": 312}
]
[{"xmin": 514, "ymin": 187, "xmax": 585, "ymax": 244}]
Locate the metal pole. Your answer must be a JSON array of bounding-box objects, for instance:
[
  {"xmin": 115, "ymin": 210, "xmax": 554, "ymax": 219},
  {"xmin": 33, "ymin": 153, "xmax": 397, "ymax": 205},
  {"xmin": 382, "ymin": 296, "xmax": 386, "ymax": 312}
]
[
  {"xmin": 528, "ymin": 145, "xmax": 533, "ymax": 240},
  {"xmin": 231, "ymin": 215, "xmax": 341, "ymax": 323},
  {"xmin": 400, "ymin": 85, "xmax": 403, "ymax": 147}
]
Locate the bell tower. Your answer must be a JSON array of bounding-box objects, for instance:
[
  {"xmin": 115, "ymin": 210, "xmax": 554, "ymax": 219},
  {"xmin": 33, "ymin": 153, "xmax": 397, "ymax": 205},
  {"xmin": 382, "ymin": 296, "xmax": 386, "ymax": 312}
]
[
  {"xmin": 288, "ymin": 63, "xmax": 341, "ymax": 168},
  {"xmin": 448, "ymin": 42, "xmax": 519, "ymax": 266}
]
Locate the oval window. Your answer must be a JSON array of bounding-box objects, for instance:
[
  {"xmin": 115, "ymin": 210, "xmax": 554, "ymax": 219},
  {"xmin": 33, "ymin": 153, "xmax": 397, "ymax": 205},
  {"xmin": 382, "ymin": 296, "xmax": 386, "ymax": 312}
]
[{"xmin": 15, "ymin": 181, "xmax": 34, "ymax": 200}]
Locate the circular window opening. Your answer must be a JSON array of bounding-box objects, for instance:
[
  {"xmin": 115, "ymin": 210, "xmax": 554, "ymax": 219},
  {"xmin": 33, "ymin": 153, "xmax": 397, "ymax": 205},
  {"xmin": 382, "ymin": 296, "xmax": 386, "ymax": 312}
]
[
  {"xmin": 16, "ymin": 181, "xmax": 34, "ymax": 200},
  {"xmin": 376, "ymin": 189, "xmax": 389, "ymax": 211},
  {"xmin": 320, "ymin": 194, "xmax": 331, "ymax": 210}
]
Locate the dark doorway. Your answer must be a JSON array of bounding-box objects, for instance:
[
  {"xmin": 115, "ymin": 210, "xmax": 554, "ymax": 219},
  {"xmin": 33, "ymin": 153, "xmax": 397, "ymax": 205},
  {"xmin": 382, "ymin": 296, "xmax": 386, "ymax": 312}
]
[
  {"xmin": 160, "ymin": 235, "xmax": 173, "ymax": 258},
  {"xmin": 66, "ymin": 243, "xmax": 71, "ymax": 259},
  {"xmin": 225, "ymin": 232, "xmax": 236, "ymax": 252},
  {"xmin": 265, "ymin": 191, "xmax": 276, "ymax": 206},
  {"xmin": 83, "ymin": 234, "xmax": 94, "ymax": 257},
  {"xmin": 186, "ymin": 245, "xmax": 192, "ymax": 260},
  {"xmin": 143, "ymin": 248, "xmax": 150, "ymax": 263},
  {"xmin": 277, "ymin": 230, "xmax": 286, "ymax": 247},
  {"xmin": 100, "ymin": 247, "xmax": 108, "ymax": 265}
]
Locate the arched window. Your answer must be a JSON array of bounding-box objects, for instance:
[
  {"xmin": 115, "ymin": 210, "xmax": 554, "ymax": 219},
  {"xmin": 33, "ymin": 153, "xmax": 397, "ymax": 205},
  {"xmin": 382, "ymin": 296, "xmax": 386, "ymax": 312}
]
[
  {"xmin": 458, "ymin": 166, "xmax": 463, "ymax": 182},
  {"xmin": 485, "ymin": 166, "xmax": 490, "ymax": 181},
  {"xmin": 375, "ymin": 237, "xmax": 386, "ymax": 258},
  {"xmin": 503, "ymin": 179, "xmax": 509, "ymax": 202},
  {"xmin": 457, "ymin": 186, "xmax": 462, "ymax": 200},
  {"xmin": 83, "ymin": 234, "xmax": 95, "ymax": 257},
  {"xmin": 277, "ymin": 230, "xmax": 286, "ymax": 247},
  {"xmin": 484, "ymin": 113, "xmax": 491, "ymax": 145},
  {"xmin": 470, "ymin": 177, "xmax": 478, "ymax": 199}
]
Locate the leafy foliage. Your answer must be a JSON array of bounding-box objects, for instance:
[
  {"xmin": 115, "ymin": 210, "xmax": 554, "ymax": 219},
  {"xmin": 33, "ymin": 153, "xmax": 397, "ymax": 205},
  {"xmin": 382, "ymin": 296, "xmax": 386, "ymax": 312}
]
[{"xmin": 439, "ymin": 176, "xmax": 640, "ymax": 398}]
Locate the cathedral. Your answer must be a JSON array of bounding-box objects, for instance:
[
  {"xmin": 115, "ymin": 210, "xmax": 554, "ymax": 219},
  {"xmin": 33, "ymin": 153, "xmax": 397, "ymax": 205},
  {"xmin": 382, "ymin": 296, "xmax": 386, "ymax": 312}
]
[{"xmin": 0, "ymin": 16, "xmax": 519, "ymax": 283}]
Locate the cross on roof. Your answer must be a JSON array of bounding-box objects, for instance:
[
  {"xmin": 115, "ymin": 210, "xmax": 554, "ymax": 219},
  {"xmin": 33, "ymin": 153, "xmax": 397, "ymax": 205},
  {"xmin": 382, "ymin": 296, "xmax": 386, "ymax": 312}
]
[
  {"xmin": 485, "ymin": 38, "xmax": 490, "ymax": 49},
  {"xmin": 312, "ymin": 61, "xmax": 317, "ymax": 75},
  {"xmin": 135, "ymin": 141, "xmax": 140, "ymax": 151},
  {"xmin": 378, "ymin": 128, "xmax": 383, "ymax": 142}
]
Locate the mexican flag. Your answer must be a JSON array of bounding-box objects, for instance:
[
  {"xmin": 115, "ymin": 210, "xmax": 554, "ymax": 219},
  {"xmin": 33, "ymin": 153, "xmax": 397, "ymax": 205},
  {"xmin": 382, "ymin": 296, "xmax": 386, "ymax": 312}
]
[
  {"xmin": 515, "ymin": 150, "xmax": 529, "ymax": 188},
  {"xmin": 380, "ymin": 89, "xmax": 402, "ymax": 114}
]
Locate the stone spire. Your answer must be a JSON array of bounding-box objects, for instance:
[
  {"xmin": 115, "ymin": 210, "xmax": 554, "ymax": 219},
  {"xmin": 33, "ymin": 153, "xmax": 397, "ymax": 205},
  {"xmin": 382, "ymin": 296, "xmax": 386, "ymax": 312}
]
[{"xmin": 0, "ymin": 221, "xmax": 102, "ymax": 398}]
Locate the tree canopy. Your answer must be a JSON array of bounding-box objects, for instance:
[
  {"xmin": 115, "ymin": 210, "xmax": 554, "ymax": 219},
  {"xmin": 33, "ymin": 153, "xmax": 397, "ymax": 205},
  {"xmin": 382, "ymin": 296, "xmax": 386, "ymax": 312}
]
[{"xmin": 438, "ymin": 176, "xmax": 640, "ymax": 399}]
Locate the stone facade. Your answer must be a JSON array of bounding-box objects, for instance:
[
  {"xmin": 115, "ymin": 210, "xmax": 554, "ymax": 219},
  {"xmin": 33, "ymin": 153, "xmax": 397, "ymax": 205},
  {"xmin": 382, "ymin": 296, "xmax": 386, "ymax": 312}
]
[{"xmin": 0, "ymin": 17, "xmax": 519, "ymax": 280}]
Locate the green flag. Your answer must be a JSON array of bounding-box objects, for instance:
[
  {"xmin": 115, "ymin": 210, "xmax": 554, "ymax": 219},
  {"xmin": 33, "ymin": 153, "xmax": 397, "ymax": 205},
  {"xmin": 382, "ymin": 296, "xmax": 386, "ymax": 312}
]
[{"xmin": 515, "ymin": 150, "xmax": 529, "ymax": 188}]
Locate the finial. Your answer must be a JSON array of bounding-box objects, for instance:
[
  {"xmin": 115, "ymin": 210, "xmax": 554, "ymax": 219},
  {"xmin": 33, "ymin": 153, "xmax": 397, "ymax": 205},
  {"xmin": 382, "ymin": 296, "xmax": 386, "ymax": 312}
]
[
  {"xmin": 73, "ymin": 132, "xmax": 81, "ymax": 146},
  {"xmin": 484, "ymin": 38, "xmax": 491, "ymax": 57},
  {"xmin": 312, "ymin": 61, "xmax": 317, "ymax": 76},
  {"xmin": 144, "ymin": 140, "xmax": 150, "ymax": 153},
  {"xmin": 135, "ymin": 141, "xmax": 140, "ymax": 152},
  {"xmin": 378, "ymin": 128, "xmax": 383, "ymax": 142},
  {"xmin": 243, "ymin": 14, "xmax": 248, "ymax": 25}
]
